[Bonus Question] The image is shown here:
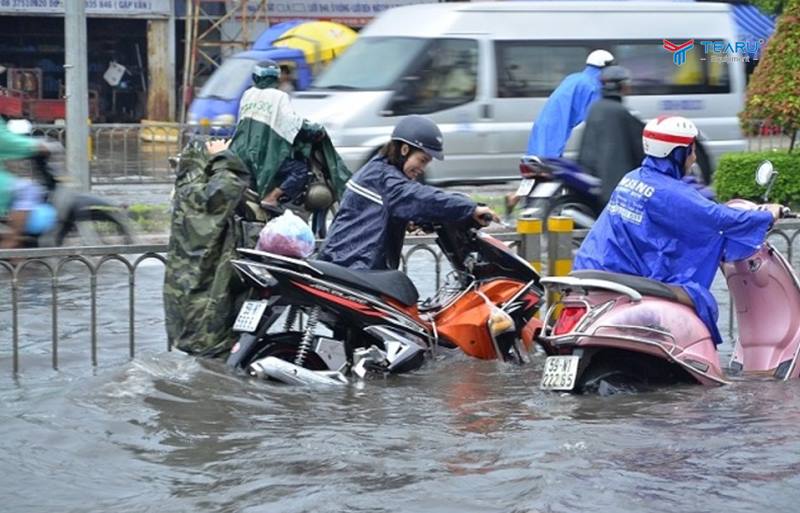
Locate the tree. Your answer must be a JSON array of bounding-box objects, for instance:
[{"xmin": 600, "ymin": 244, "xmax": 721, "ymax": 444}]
[
  {"xmin": 749, "ymin": 0, "xmax": 786, "ymax": 15},
  {"xmin": 740, "ymin": 0, "xmax": 800, "ymax": 151}
]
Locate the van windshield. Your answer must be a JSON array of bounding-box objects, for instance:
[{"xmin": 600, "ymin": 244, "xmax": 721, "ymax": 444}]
[
  {"xmin": 313, "ymin": 37, "xmax": 428, "ymax": 91},
  {"xmin": 198, "ymin": 58, "xmax": 256, "ymax": 100}
]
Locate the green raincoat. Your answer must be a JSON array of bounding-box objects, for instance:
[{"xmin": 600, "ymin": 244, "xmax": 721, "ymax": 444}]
[
  {"xmin": 229, "ymin": 86, "xmax": 350, "ymax": 199},
  {"xmin": 0, "ymin": 118, "xmax": 38, "ymax": 216},
  {"xmin": 163, "ymin": 144, "xmax": 257, "ymax": 356}
]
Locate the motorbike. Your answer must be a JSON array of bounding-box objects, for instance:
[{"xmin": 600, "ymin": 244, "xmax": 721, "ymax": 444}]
[
  {"xmin": 535, "ymin": 160, "xmax": 796, "ymax": 394},
  {"xmin": 1, "ymin": 121, "xmax": 133, "ymax": 247},
  {"xmin": 515, "ymin": 156, "xmax": 601, "ymax": 231},
  {"xmin": 513, "ymin": 154, "xmax": 715, "ymax": 231},
  {"xmin": 225, "ymin": 216, "xmax": 545, "ymax": 385}
]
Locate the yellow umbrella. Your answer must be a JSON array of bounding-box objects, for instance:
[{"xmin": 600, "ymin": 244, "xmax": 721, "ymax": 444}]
[{"xmin": 272, "ymin": 21, "xmax": 358, "ymax": 65}]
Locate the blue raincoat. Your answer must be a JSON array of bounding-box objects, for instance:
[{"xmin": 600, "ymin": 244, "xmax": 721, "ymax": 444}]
[
  {"xmin": 319, "ymin": 156, "xmax": 476, "ymax": 270},
  {"xmin": 574, "ymin": 152, "xmax": 773, "ymax": 346},
  {"xmin": 526, "ymin": 65, "xmax": 603, "ymax": 158}
]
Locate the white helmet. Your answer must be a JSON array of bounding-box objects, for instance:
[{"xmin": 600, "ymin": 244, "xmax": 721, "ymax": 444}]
[
  {"xmin": 642, "ymin": 116, "xmax": 698, "ymax": 158},
  {"xmin": 586, "ymin": 49, "xmax": 614, "ymax": 67}
]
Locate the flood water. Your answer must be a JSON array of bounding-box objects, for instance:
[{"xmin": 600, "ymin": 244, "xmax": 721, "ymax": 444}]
[{"xmin": 2, "ymin": 243, "xmax": 800, "ymax": 512}]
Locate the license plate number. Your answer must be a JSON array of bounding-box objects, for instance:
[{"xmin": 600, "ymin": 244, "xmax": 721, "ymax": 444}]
[
  {"xmin": 540, "ymin": 355, "xmax": 580, "ymax": 391},
  {"xmin": 515, "ymin": 179, "xmax": 535, "ymax": 197},
  {"xmin": 233, "ymin": 300, "xmax": 268, "ymax": 332}
]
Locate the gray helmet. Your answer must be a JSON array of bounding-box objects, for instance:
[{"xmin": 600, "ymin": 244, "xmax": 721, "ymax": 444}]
[
  {"xmin": 252, "ymin": 60, "xmax": 280, "ymax": 88},
  {"xmin": 391, "ymin": 115, "xmax": 444, "ymax": 160},
  {"xmin": 601, "ymin": 65, "xmax": 631, "ymax": 97}
]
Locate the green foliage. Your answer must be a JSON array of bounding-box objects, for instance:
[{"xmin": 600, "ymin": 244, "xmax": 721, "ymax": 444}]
[
  {"xmin": 740, "ymin": 2, "xmax": 800, "ymax": 148},
  {"xmin": 714, "ymin": 150, "xmax": 800, "ymax": 203},
  {"xmin": 749, "ymin": 0, "xmax": 786, "ymax": 16},
  {"xmin": 125, "ymin": 203, "xmax": 170, "ymax": 233}
]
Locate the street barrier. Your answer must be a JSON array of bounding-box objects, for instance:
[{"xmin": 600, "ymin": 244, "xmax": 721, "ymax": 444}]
[{"xmin": 4, "ymin": 218, "xmax": 800, "ymax": 374}]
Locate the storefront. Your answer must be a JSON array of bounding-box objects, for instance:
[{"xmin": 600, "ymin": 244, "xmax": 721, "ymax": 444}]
[{"xmin": 0, "ymin": 1, "xmax": 174, "ymax": 122}]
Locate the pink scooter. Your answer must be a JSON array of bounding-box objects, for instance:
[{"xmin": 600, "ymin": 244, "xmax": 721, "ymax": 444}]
[{"xmin": 537, "ymin": 161, "xmax": 800, "ymax": 393}]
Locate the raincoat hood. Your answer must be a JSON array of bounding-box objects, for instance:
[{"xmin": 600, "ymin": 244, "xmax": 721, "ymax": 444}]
[{"xmin": 642, "ymin": 146, "xmax": 689, "ymax": 180}]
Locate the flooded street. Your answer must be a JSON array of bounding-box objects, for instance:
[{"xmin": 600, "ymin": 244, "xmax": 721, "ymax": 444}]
[{"xmin": 2, "ymin": 251, "xmax": 800, "ymax": 512}]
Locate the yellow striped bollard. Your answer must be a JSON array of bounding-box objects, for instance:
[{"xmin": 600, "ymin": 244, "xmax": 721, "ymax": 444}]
[
  {"xmin": 547, "ymin": 215, "xmax": 574, "ymax": 306},
  {"xmin": 516, "ymin": 215, "xmax": 542, "ymax": 273}
]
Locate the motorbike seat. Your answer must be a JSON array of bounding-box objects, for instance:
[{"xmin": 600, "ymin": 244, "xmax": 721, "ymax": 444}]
[
  {"xmin": 309, "ymin": 260, "xmax": 419, "ymax": 307},
  {"xmin": 570, "ymin": 270, "xmax": 694, "ymax": 307}
]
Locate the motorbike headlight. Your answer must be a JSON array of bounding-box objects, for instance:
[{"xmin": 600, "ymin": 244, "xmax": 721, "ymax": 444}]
[{"xmin": 212, "ymin": 114, "xmax": 236, "ymax": 126}]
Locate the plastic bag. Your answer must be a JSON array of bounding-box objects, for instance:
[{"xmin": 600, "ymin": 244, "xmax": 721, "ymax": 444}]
[{"xmin": 256, "ymin": 210, "xmax": 315, "ymax": 258}]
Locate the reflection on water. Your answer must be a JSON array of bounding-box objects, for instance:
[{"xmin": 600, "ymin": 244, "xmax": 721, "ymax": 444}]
[{"xmin": 3, "ymin": 251, "xmax": 800, "ymax": 512}]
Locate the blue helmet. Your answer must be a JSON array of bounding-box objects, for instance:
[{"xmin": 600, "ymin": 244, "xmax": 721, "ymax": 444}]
[
  {"xmin": 252, "ymin": 60, "xmax": 280, "ymax": 89},
  {"xmin": 391, "ymin": 115, "xmax": 444, "ymax": 160}
]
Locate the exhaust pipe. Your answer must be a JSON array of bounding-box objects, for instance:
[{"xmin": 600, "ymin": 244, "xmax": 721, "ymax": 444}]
[{"xmin": 248, "ymin": 356, "xmax": 348, "ymax": 385}]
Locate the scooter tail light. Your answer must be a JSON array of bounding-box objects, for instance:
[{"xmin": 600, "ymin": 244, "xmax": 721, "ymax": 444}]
[{"xmin": 553, "ymin": 306, "xmax": 588, "ymax": 335}]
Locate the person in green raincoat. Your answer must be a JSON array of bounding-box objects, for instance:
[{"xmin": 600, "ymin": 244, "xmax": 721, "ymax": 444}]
[
  {"xmin": 230, "ymin": 60, "xmax": 332, "ymax": 210},
  {"xmin": 0, "ymin": 117, "xmax": 54, "ymax": 248}
]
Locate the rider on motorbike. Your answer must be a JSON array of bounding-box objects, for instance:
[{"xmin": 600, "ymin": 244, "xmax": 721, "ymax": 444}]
[
  {"xmin": 577, "ymin": 65, "xmax": 645, "ymax": 204},
  {"xmin": 573, "ymin": 115, "xmax": 782, "ymax": 347},
  {"xmin": 230, "ymin": 60, "xmax": 327, "ymax": 211},
  {"xmin": 319, "ymin": 115, "xmax": 499, "ymax": 270},
  {"xmin": 0, "ymin": 117, "xmax": 56, "ymax": 249}
]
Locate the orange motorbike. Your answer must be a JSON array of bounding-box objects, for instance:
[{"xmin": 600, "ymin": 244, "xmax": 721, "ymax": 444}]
[{"xmin": 226, "ymin": 217, "xmax": 544, "ymax": 384}]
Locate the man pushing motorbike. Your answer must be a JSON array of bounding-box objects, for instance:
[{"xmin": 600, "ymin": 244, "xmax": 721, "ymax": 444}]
[{"xmin": 573, "ymin": 115, "xmax": 782, "ymax": 347}]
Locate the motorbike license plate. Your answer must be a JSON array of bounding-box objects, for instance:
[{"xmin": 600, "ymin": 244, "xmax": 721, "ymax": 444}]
[
  {"xmin": 233, "ymin": 300, "xmax": 268, "ymax": 333},
  {"xmin": 540, "ymin": 355, "xmax": 580, "ymax": 391},
  {"xmin": 515, "ymin": 179, "xmax": 535, "ymax": 197}
]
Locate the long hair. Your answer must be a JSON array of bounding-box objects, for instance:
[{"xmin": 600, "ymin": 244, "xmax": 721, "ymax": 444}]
[{"xmin": 378, "ymin": 140, "xmax": 421, "ymax": 169}]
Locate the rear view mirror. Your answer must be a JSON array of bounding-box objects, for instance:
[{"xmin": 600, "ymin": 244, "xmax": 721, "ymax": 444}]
[{"xmin": 755, "ymin": 160, "xmax": 775, "ymax": 186}]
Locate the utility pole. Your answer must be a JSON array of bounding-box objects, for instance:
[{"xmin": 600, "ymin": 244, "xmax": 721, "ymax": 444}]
[{"xmin": 65, "ymin": 0, "xmax": 90, "ymax": 191}]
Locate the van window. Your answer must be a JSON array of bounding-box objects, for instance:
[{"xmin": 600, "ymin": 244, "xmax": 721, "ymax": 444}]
[
  {"xmin": 313, "ymin": 37, "xmax": 428, "ymax": 91},
  {"xmin": 495, "ymin": 43, "xmax": 587, "ymax": 98},
  {"xmin": 198, "ymin": 57, "xmax": 257, "ymax": 100},
  {"xmin": 495, "ymin": 40, "xmax": 730, "ymax": 97},
  {"xmin": 391, "ymin": 38, "xmax": 479, "ymax": 115},
  {"xmin": 614, "ymin": 42, "xmax": 730, "ymax": 95}
]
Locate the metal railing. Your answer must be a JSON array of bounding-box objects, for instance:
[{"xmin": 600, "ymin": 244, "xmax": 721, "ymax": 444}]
[
  {"xmin": 19, "ymin": 123, "xmax": 230, "ymax": 185},
  {"xmin": 4, "ymin": 219, "xmax": 800, "ymax": 374}
]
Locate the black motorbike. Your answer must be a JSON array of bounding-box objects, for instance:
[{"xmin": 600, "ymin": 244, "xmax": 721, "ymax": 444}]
[{"xmin": 0, "ymin": 151, "xmax": 134, "ymax": 247}]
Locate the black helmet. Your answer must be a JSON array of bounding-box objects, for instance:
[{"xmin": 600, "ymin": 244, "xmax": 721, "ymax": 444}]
[
  {"xmin": 601, "ymin": 65, "xmax": 631, "ymax": 97},
  {"xmin": 391, "ymin": 115, "xmax": 444, "ymax": 160},
  {"xmin": 252, "ymin": 60, "xmax": 280, "ymax": 88}
]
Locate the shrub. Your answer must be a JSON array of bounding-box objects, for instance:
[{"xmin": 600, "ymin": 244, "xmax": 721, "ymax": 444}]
[
  {"xmin": 714, "ymin": 150, "xmax": 800, "ymax": 203},
  {"xmin": 739, "ymin": 1, "xmax": 800, "ymax": 151}
]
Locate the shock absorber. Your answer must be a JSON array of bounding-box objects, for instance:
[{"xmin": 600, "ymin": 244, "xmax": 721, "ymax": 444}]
[
  {"xmin": 294, "ymin": 306, "xmax": 320, "ymax": 367},
  {"xmin": 283, "ymin": 306, "xmax": 298, "ymax": 331}
]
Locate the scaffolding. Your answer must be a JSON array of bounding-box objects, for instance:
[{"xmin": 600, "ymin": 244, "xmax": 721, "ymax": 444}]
[{"xmin": 181, "ymin": 0, "xmax": 269, "ymax": 122}]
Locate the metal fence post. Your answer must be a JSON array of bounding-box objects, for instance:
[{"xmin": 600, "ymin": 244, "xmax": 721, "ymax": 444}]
[{"xmin": 516, "ymin": 216, "xmax": 542, "ymax": 273}]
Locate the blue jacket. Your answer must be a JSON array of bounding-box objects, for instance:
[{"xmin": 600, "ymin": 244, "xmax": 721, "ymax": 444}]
[
  {"xmin": 526, "ymin": 65, "xmax": 603, "ymax": 158},
  {"xmin": 574, "ymin": 154, "xmax": 773, "ymax": 346},
  {"xmin": 319, "ymin": 157, "xmax": 477, "ymax": 270}
]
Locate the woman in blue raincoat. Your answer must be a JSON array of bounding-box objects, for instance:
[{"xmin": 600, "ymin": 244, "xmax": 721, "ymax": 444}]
[
  {"xmin": 319, "ymin": 115, "xmax": 498, "ymax": 271},
  {"xmin": 574, "ymin": 115, "xmax": 781, "ymax": 347}
]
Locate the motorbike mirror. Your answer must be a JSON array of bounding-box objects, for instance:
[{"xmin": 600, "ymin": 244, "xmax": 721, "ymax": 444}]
[
  {"xmin": 755, "ymin": 160, "xmax": 775, "ymax": 187},
  {"xmin": 7, "ymin": 119, "xmax": 33, "ymax": 135}
]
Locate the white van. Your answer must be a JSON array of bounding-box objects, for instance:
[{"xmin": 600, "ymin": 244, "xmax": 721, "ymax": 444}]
[{"xmin": 291, "ymin": 1, "xmax": 747, "ymax": 184}]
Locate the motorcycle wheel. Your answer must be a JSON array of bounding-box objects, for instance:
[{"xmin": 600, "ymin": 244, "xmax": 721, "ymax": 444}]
[
  {"xmin": 249, "ymin": 331, "xmax": 329, "ymax": 372},
  {"xmin": 54, "ymin": 206, "xmax": 135, "ymax": 246}
]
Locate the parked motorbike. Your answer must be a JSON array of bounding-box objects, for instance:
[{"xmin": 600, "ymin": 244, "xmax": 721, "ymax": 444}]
[
  {"xmin": 513, "ymin": 155, "xmax": 715, "ymax": 231},
  {"xmin": 535, "ymin": 160, "xmax": 794, "ymax": 394},
  {"xmin": 1, "ymin": 121, "xmax": 133, "ymax": 247},
  {"xmin": 225, "ymin": 216, "xmax": 544, "ymax": 385}
]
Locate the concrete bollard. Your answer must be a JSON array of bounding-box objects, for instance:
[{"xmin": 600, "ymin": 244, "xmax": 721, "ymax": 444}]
[
  {"xmin": 516, "ymin": 216, "xmax": 542, "ymax": 272},
  {"xmin": 547, "ymin": 216, "xmax": 574, "ymax": 307},
  {"xmin": 547, "ymin": 216, "xmax": 574, "ymax": 277}
]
